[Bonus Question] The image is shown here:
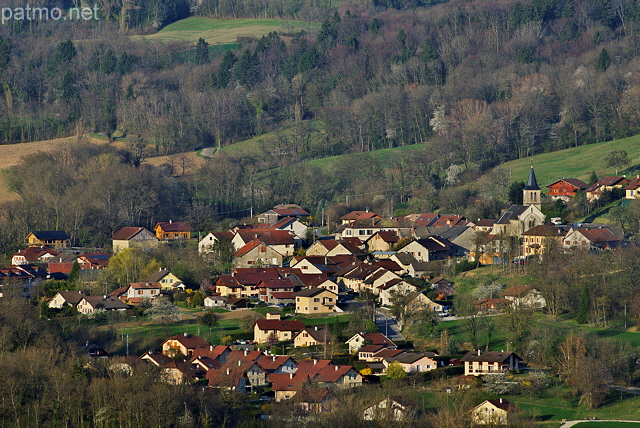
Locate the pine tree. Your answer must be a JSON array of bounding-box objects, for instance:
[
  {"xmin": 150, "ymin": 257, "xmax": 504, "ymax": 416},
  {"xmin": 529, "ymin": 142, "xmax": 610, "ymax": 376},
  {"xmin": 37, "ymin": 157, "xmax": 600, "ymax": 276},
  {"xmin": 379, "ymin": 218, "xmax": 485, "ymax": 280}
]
[
  {"xmin": 595, "ymin": 48, "xmax": 611, "ymax": 72},
  {"xmin": 195, "ymin": 38, "xmax": 209, "ymax": 65},
  {"xmin": 576, "ymin": 284, "xmax": 590, "ymax": 324}
]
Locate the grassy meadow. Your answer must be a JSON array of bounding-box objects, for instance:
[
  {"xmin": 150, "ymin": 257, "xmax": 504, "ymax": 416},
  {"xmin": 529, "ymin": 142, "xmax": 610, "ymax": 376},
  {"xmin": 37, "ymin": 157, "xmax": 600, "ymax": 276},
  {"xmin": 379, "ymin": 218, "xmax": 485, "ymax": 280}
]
[{"xmin": 134, "ymin": 17, "xmax": 319, "ymax": 46}]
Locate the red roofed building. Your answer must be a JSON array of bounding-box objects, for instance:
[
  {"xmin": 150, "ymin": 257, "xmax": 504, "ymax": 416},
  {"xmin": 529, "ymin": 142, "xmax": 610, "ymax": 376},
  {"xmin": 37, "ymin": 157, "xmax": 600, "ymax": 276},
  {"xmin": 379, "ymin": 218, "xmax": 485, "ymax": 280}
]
[
  {"xmin": 190, "ymin": 345, "xmax": 231, "ymax": 365},
  {"xmin": 366, "ymin": 231, "xmax": 401, "ymax": 252},
  {"xmin": 12, "ymin": 246, "xmax": 60, "ymax": 265},
  {"xmin": 162, "ymin": 333, "xmax": 209, "ymax": 357},
  {"xmin": 313, "ymin": 365, "xmax": 363, "ymax": 389},
  {"xmin": 624, "ymin": 176, "xmax": 640, "ymax": 200},
  {"xmin": 341, "ymin": 211, "xmax": 379, "ymax": 225},
  {"xmin": 123, "ymin": 282, "xmax": 161, "ymax": 304},
  {"xmin": 270, "ymin": 372, "xmax": 312, "ymax": 401},
  {"xmin": 254, "ymin": 318, "xmax": 304, "ymax": 343},
  {"xmin": 522, "ymin": 225, "xmax": 566, "ymax": 257},
  {"xmin": 586, "ymin": 176, "xmax": 629, "ymax": 202},
  {"xmin": 77, "ymin": 252, "xmax": 110, "ymax": 269},
  {"xmin": 257, "ymin": 205, "xmax": 310, "ymax": 225},
  {"xmin": 346, "ymin": 332, "xmax": 397, "ymax": 354},
  {"xmin": 232, "ymin": 239, "xmax": 285, "ymax": 269},
  {"xmin": 546, "ymin": 178, "xmax": 589, "ymax": 201},
  {"xmin": 563, "ymin": 227, "xmax": 622, "ymax": 251}
]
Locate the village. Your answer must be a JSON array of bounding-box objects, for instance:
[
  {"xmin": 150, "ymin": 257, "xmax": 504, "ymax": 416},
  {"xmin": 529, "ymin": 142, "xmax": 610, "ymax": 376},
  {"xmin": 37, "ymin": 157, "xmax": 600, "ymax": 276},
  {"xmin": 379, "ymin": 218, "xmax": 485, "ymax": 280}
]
[{"xmin": 1, "ymin": 167, "xmax": 639, "ymax": 424}]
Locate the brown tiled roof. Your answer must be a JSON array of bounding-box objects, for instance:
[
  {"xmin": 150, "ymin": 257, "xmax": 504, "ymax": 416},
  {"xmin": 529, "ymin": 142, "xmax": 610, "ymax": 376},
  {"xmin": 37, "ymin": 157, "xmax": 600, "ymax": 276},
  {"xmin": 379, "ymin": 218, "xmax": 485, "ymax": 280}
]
[
  {"xmin": 372, "ymin": 349, "xmax": 405, "ymax": 359},
  {"xmin": 546, "ymin": 178, "xmax": 589, "ymax": 189},
  {"xmin": 269, "ymin": 372, "xmax": 310, "ymax": 391},
  {"xmin": 232, "ymin": 239, "xmax": 263, "ymax": 257},
  {"xmin": 190, "ymin": 345, "xmax": 230, "ymax": 362},
  {"xmin": 523, "ymin": 225, "xmax": 565, "ymax": 236},
  {"xmin": 485, "ymin": 399, "xmax": 516, "ymax": 412},
  {"xmin": 576, "ymin": 228, "xmax": 621, "ymax": 243},
  {"xmin": 296, "ymin": 287, "xmax": 335, "ymax": 298},
  {"xmin": 313, "ymin": 365, "xmax": 356, "ymax": 383},
  {"xmin": 503, "ymin": 284, "xmax": 532, "ymax": 298},
  {"xmin": 56, "ymin": 290, "xmax": 84, "ymax": 305},
  {"xmin": 295, "ymin": 359, "xmax": 333, "ymax": 376},
  {"xmin": 81, "ymin": 296, "xmax": 129, "ymax": 310},
  {"xmin": 113, "ymin": 227, "xmax": 147, "ymax": 240},
  {"xmin": 296, "ymin": 327, "xmax": 335, "ymax": 343},
  {"xmin": 474, "ymin": 219, "xmax": 495, "ymax": 227},
  {"xmin": 255, "ymin": 319, "xmax": 304, "ymax": 332},
  {"xmin": 256, "ymin": 355, "xmax": 294, "ymax": 372},
  {"xmin": 431, "ymin": 215, "xmax": 467, "ymax": 227},
  {"xmin": 371, "ymin": 230, "xmax": 400, "ymax": 243},
  {"xmin": 362, "ymin": 332, "xmax": 396, "ymax": 347},
  {"xmin": 13, "ymin": 246, "xmax": 60, "ymax": 261},
  {"xmin": 358, "ymin": 344, "xmax": 387, "ymax": 354},
  {"xmin": 164, "ymin": 334, "xmax": 209, "ymax": 350},
  {"xmin": 269, "ymin": 291, "xmax": 296, "ymax": 299},
  {"xmin": 341, "ymin": 211, "xmax": 378, "ymax": 221},
  {"xmin": 624, "ymin": 177, "xmax": 640, "ymax": 190},
  {"xmin": 128, "ymin": 282, "xmax": 161, "ymax": 290}
]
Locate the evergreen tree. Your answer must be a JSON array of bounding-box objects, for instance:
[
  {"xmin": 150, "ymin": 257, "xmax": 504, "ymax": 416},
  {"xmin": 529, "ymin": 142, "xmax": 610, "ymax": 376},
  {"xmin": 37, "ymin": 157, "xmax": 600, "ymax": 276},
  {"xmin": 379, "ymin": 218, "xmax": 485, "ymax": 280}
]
[
  {"xmin": 100, "ymin": 49, "xmax": 117, "ymax": 74},
  {"xmin": 195, "ymin": 38, "xmax": 209, "ymax": 65},
  {"xmin": 0, "ymin": 36, "xmax": 13, "ymax": 71},
  {"xmin": 69, "ymin": 259, "xmax": 81, "ymax": 283},
  {"xmin": 508, "ymin": 181, "xmax": 526, "ymax": 205},
  {"xmin": 216, "ymin": 50, "xmax": 237, "ymax": 88},
  {"xmin": 576, "ymin": 284, "xmax": 590, "ymax": 324},
  {"xmin": 595, "ymin": 47, "xmax": 611, "ymax": 72}
]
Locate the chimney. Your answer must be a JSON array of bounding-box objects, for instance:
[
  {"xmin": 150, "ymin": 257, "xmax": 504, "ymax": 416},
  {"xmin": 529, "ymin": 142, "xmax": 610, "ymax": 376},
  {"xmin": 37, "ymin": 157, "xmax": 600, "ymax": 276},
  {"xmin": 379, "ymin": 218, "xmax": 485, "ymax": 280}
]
[
  {"xmin": 184, "ymin": 332, "xmax": 188, "ymax": 337},
  {"xmin": 226, "ymin": 368, "xmax": 230, "ymax": 375},
  {"xmin": 210, "ymin": 345, "xmax": 214, "ymax": 351},
  {"xmin": 273, "ymin": 356, "xmax": 276, "ymax": 361},
  {"xmin": 169, "ymin": 220, "xmax": 172, "ymax": 224},
  {"xmin": 499, "ymin": 398, "xmax": 503, "ymax": 404},
  {"xmin": 238, "ymin": 360, "xmax": 242, "ymax": 366},
  {"xmin": 244, "ymin": 350, "xmax": 248, "ymax": 356},
  {"xmin": 335, "ymin": 366, "xmax": 339, "ymax": 371},
  {"xmin": 313, "ymin": 359, "xmax": 318, "ymax": 365},
  {"xmin": 477, "ymin": 349, "xmax": 481, "ymax": 356},
  {"xmin": 290, "ymin": 373, "xmax": 294, "ymax": 379},
  {"xmin": 314, "ymin": 326, "xmax": 318, "ymax": 331}
]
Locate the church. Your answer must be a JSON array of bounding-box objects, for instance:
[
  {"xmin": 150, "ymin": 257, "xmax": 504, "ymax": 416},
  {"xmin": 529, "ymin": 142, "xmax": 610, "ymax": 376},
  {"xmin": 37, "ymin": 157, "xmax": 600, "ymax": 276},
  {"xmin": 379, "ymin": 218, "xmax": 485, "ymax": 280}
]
[{"xmin": 491, "ymin": 166, "xmax": 546, "ymax": 238}]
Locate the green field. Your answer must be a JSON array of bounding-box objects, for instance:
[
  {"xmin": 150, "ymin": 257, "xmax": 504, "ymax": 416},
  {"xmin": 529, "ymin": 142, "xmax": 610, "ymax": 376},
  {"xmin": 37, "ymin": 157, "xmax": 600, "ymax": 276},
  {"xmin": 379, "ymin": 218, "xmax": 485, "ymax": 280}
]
[
  {"xmin": 572, "ymin": 422, "xmax": 640, "ymax": 427},
  {"xmin": 134, "ymin": 17, "xmax": 319, "ymax": 46},
  {"xmin": 218, "ymin": 120, "xmax": 328, "ymax": 160}
]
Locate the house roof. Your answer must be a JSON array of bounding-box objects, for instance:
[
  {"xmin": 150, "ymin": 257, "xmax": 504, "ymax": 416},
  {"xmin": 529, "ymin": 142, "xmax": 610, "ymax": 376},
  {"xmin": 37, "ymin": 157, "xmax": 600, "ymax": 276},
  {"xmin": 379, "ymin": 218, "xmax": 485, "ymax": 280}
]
[
  {"xmin": 546, "ymin": 178, "xmax": 589, "ymax": 189},
  {"xmin": 270, "ymin": 208, "xmax": 310, "ymax": 216},
  {"xmin": 164, "ymin": 333, "xmax": 209, "ymax": 350},
  {"xmin": 295, "ymin": 359, "xmax": 334, "ymax": 376},
  {"xmin": 81, "ymin": 296, "xmax": 129, "ymax": 310},
  {"xmin": 313, "ymin": 365, "xmax": 356, "ymax": 383},
  {"xmin": 523, "ymin": 225, "xmax": 565, "ymax": 236},
  {"xmin": 255, "ymin": 319, "xmax": 304, "ymax": 332},
  {"xmin": 414, "ymin": 236, "xmax": 454, "ymax": 251},
  {"xmin": 13, "ymin": 246, "xmax": 60, "ymax": 261},
  {"xmin": 573, "ymin": 227, "xmax": 621, "ymax": 243},
  {"xmin": 431, "ymin": 215, "xmax": 467, "ymax": 228},
  {"xmin": 190, "ymin": 345, "xmax": 230, "ymax": 362},
  {"xmin": 369, "ymin": 230, "xmax": 400, "ymax": 243},
  {"xmin": 29, "ymin": 231, "xmax": 69, "ymax": 240},
  {"xmin": 483, "ymin": 399, "xmax": 515, "ymax": 412},
  {"xmin": 294, "ymin": 387, "xmax": 330, "ymax": 404},
  {"xmin": 272, "ymin": 217, "xmax": 299, "ymax": 229},
  {"xmin": 79, "ymin": 252, "xmax": 110, "ymax": 268},
  {"xmin": 256, "ymin": 355, "xmax": 294, "ymax": 372},
  {"xmin": 296, "ymin": 287, "xmax": 336, "ymax": 298},
  {"xmin": 257, "ymin": 278, "xmax": 295, "ymax": 289},
  {"xmin": 55, "ymin": 290, "xmax": 84, "ymax": 305},
  {"xmin": 155, "ymin": 221, "xmax": 192, "ymax": 232},
  {"xmin": 269, "ymin": 372, "xmax": 310, "ymax": 391},
  {"xmin": 372, "ymin": 349, "xmax": 405, "ymax": 359},
  {"xmin": 269, "ymin": 291, "xmax": 297, "ymax": 299},
  {"xmin": 289, "ymin": 273, "xmax": 331, "ymax": 288},
  {"xmin": 232, "ymin": 239, "xmax": 264, "ymax": 257},
  {"xmin": 341, "ymin": 211, "xmax": 378, "ymax": 221},
  {"xmin": 624, "ymin": 176, "xmax": 640, "ymax": 190},
  {"xmin": 112, "ymin": 227, "xmax": 150, "ymax": 240},
  {"xmin": 495, "ymin": 205, "xmax": 529, "ymax": 224},
  {"xmin": 127, "ymin": 282, "xmax": 161, "ymax": 290},
  {"xmin": 474, "ymin": 219, "xmax": 495, "ymax": 227},
  {"xmin": 191, "ymin": 356, "xmax": 223, "ymax": 371},
  {"xmin": 353, "ymin": 332, "xmax": 396, "ymax": 348},
  {"xmin": 373, "ymin": 260, "xmax": 403, "ymax": 271},
  {"xmin": 460, "ymin": 351, "xmax": 521, "ymax": 363},
  {"xmin": 296, "ymin": 327, "xmax": 335, "ymax": 343},
  {"xmin": 141, "ymin": 352, "xmax": 174, "ymax": 367},
  {"xmin": 358, "ymin": 344, "xmax": 387, "ymax": 354},
  {"xmin": 587, "ymin": 176, "xmax": 629, "ymax": 192}
]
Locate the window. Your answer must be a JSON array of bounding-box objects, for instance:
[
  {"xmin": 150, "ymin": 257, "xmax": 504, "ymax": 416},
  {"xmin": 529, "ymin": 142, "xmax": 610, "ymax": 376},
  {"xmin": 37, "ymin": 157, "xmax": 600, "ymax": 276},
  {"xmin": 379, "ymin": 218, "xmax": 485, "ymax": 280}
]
[
  {"xmin": 314, "ymin": 307, "xmax": 318, "ymax": 311},
  {"xmin": 314, "ymin": 298, "xmax": 320, "ymax": 302}
]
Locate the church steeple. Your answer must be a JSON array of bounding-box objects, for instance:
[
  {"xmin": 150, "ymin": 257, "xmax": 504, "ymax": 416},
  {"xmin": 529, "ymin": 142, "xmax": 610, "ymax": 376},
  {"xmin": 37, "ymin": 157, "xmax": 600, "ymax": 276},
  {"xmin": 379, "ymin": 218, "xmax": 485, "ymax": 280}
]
[{"xmin": 523, "ymin": 165, "xmax": 541, "ymax": 210}]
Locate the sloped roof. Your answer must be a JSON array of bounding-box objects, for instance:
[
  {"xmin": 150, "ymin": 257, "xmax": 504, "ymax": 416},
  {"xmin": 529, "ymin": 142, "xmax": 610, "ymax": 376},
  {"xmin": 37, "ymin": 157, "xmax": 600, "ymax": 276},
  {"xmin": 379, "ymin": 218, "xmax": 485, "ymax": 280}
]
[
  {"xmin": 483, "ymin": 399, "xmax": 515, "ymax": 412},
  {"xmin": 256, "ymin": 355, "xmax": 295, "ymax": 372},
  {"xmin": 155, "ymin": 221, "xmax": 192, "ymax": 232},
  {"xmin": 296, "ymin": 327, "xmax": 335, "ymax": 343},
  {"xmin": 232, "ymin": 239, "xmax": 264, "ymax": 257},
  {"xmin": 56, "ymin": 290, "xmax": 84, "ymax": 305},
  {"xmin": 295, "ymin": 359, "xmax": 333, "ymax": 376},
  {"xmin": 164, "ymin": 334, "xmax": 209, "ymax": 350},
  {"xmin": 113, "ymin": 227, "xmax": 149, "ymax": 240},
  {"xmin": 431, "ymin": 215, "xmax": 467, "ymax": 228},
  {"xmin": 587, "ymin": 176, "xmax": 629, "ymax": 192},
  {"xmin": 524, "ymin": 166, "xmax": 540, "ymax": 190},
  {"xmin": 474, "ymin": 219, "xmax": 495, "ymax": 227},
  {"xmin": 296, "ymin": 287, "xmax": 336, "ymax": 298},
  {"xmin": 127, "ymin": 282, "xmax": 161, "ymax": 290},
  {"xmin": 341, "ymin": 211, "xmax": 379, "ymax": 221},
  {"xmin": 574, "ymin": 227, "xmax": 621, "ymax": 243},
  {"xmin": 495, "ymin": 205, "xmax": 529, "ymax": 224},
  {"xmin": 146, "ymin": 269, "xmax": 176, "ymax": 283},
  {"xmin": 13, "ymin": 246, "xmax": 60, "ymax": 261},
  {"xmin": 255, "ymin": 319, "xmax": 304, "ymax": 332},
  {"xmin": 313, "ymin": 365, "xmax": 356, "ymax": 383},
  {"xmin": 460, "ymin": 351, "xmax": 521, "ymax": 363},
  {"xmin": 81, "ymin": 296, "xmax": 128, "ymax": 310},
  {"xmin": 190, "ymin": 345, "xmax": 230, "ymax": 362},
  {"xmin": 624, "ymin": 176, "xmax": 640, "ymax": 191},
  {"xmin": 30, "ymin": 231, "xmax": 69, "ymax": 240},
  {"xmin": 269, "ymin": 372, "xmax": 310, "ymax": 391},
  {"xmin": 523, "ymin": 225, "xmax": 565, "ymax": 236},
  {"xmin": 546, "ymin": 178, "xmax": 589, "ymax": 189},
  {"xmin": 503, "ymin": 284, "xmax": 532, "ymax": 297}
]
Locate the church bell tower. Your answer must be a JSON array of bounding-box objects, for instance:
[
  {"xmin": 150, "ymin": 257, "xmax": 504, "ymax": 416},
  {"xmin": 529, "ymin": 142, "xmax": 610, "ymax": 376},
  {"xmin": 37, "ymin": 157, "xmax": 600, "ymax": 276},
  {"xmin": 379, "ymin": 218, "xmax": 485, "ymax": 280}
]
[{"xmin": 523, "ymin": 166, "xmax": 541, "ymax": 210}]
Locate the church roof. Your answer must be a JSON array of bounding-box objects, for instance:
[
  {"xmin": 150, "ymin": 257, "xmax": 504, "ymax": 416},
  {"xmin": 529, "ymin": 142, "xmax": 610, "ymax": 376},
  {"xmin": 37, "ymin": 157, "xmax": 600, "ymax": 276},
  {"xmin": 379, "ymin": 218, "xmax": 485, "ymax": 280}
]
[{"xmin": 524, "ymin": 166, "xmax": 540, "ymax": 191}]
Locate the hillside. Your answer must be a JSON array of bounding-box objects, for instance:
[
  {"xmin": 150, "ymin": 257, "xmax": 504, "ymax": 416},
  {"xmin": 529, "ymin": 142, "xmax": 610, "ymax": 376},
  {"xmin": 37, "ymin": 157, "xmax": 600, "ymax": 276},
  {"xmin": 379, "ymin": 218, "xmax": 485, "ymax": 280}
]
[{"xmin": 133, "ymin": 17, "xmax": 319, "ymax": 46}]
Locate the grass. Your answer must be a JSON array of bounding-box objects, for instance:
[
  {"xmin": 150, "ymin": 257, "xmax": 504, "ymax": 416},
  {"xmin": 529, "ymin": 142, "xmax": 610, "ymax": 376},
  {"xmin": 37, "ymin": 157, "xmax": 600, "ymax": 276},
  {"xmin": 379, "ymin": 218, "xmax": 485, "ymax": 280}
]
[
  {"xmin": 573, "ymin": 423, "xmax": 640, "ymax": 427},
  {"xmin": 134, "ymin": 17, "xmax": 319, "ymax": 46},
  {"xmin": 497, "ymin": 134, "xmax": 640, "ymax": 190}
]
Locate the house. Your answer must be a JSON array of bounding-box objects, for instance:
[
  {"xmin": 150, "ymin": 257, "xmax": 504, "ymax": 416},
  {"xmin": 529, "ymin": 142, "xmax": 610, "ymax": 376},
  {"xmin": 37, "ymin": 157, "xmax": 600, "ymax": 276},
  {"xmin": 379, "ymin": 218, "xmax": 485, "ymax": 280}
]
[
  {"xmin": 337, "ymin": 217, "xmax": 414, "ymax": 241},
  {"xmin": 293, "ymin": 326, "xmax": 335, "ymax": 348},
  {"xmin": 366, "ymin": 231, "xmax": 401, "ymax": 252},
  {"xmin": 306, "ymin": 239, "xmax": 363, "ymax": 257},
  {"xmin": 397, "ymin": 236, "xmax": 457, "ymax": 263},
  {"xmin": 77, "ymin": 296, "xmax": 128, "ymax": 315},
  {"xmin": 363, "ymin": 397, "xmax": 416, "ymax": 422},
  {"xmin": 226, "ymin": 297, "xmax": 249, "ymax": 309},
  {"xmin": 346, "ymin": 332, "xmax": 396, "ymax": 354},
  {"xmin": 341, "ymin": 210, "xmax": 379, "ymax": 225},
  {"xmin": 474, "ymin": 298, "xmax": 510, "ymax": 312},
  {"xmin": 289, "ymin": 274, "xmax": 339, "ymax": 294},
  {"xmin": 204, "ymin": 295, "xmax": 227, "ymax": 308},
  {"xmin": 624, "ymin": 176, "xmax": 640, "ymax": 200},
  {"xmin": 232, "ymin": 229, "xmax": 297, "ymax": 254},
  {"xmin": 586, "ymin": 176, "xmax": 629, "ymax": 202},
  {"xmin": 546, "ymin": 178, "xmax": 589, "ymax": 201},
  {"xmin": 213, "ymin": 354, "xmax": 267, "ymax": 389},
  {"xmin": 144, "ymin": 269, "xmax": 184, "ymax": 290},
  {"xmin": 141, "ymin": 352, "xmax": 174, "ymax": 368},
  {"xmin": 389, "ymin": 253, "xmax": 431, "ymax": 277},
  {"xmin": 257, "ymin": 278, "xmax": 295, "ymax": 304},
  {"xmin": 313, "ymin": 364, "xmax": 363, "ymax": 389},
  {"xmin": 460, "ymin": 350, "xmax": 522, "ymax": 376},
  {"xmin": 123, "ymin": 282, "xmax": 161, "ymax": 305},
  {"xmin": 378, "ymin": 279, "xmax": 418, "ymax": 307},
  {"xmin": 293, "ymin": 387, "xmax": 332, "ymax": 413},
  {"xmin": 522, "ymin": 225, "xmax": 566, "ymax": 257},
  {"xmin": 272, "ymin": 217, "xmax": 308, "ymax": 239},
  {"xmin": 25, "ymin": 231, "xmax": 69, "ymax": 248},
  {"xmin": 408, "ymin": 291, "xmax": 448, "ymax": 314},
  {"xmin": 112, "ymin": 227, "xmax": 158, "ymax": 252},
  {"xmin": 161, "ymin": 333, "xmax": 209, "ymax": 358},
  {"xmin": 257, "ymin": 205, "xmax": 310, "ymax": 225},
  {"xmin": 563, "ymin": 227, "xmax": 622, "ymax": 251},
  {"xmin": 198, "ymin": 231, "xmax": 234, "ymax": 255},
  {"xmin": 503, "ymin": 285, "xmax": 546, "ymax": 309},
  {"xmin": 12, "ymin": 246, "xmax": 60, "ymax": 265},
  {"xmin": 381, "ymin": 352, "xmax": 438, "ymax": 373},
  {"xmin": 358, "ymin": 345, "xmax": 388, "ymax": 361},
  {"xmin": 190, "ymin": 345, "xmax": 232, "ymax": 365},
  {"xmin": 154, "ymin": 221, "xmax": 192, "ymax": 240},
  {"xmin": 472, "ymin": 399, "xmax": 518, "ymax": 426},
  {"xmin": 75, "ymin": 253, "xmax": 110, "ymax": 270},
  {"xmin": 161, "ymin": 361, "xmax": 204, "ymax": 385},
  {"xmin": 253, "ymin": 317, "xmax": 304, "ymax": 343},
  {"xmin": 270, "ymin": 372, "xmax": 312, "ymax": 401},
  {"xmin": 206, "ymin": 366, "xmax": 248, "ymax": 393},
  {"xmin": 295, "ymin": 287, "xmax": 338, "ymax": 315},
  {"xmin": 232, "ymin": 240, "xmax": 285, "ymax": 269},
  {"xmin": 49, "ymin": 290, "xmax": 84, "ymax": 309},
  {"xmin": 473, "ymin": 219, "xmax": 495, "ymax": 233}
]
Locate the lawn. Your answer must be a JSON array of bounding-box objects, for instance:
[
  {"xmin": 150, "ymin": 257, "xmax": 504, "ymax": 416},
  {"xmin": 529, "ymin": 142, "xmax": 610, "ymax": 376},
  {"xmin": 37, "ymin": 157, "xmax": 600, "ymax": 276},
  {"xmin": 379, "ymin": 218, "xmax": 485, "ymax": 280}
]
[
  {"xmin": 572, "ymin": 423, "xmax": 640, "ymax": 427},
  {"xmin": 134, "ymin": 17, "xmax": 319, "ymax": 46}
]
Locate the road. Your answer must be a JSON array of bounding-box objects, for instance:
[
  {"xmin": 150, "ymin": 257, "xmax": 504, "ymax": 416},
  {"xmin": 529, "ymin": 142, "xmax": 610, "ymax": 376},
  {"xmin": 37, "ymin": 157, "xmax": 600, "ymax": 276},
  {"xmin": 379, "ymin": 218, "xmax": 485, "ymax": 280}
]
[
  {"xmin": 375, "ymin": 309, "xmax": 404, "ymax": 341},
  {"xmin": 560, "ymin": 420, "xmax": 640, "ymax": 427},
  {"xmin": 200, "ymin": 147, "xmax": 216, "ymax": 157}
]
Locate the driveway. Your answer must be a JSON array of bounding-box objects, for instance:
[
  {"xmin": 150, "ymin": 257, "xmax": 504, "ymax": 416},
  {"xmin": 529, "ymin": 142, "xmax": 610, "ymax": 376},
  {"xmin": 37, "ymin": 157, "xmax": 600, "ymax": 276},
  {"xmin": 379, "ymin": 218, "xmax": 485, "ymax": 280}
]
[
  {"xmin": 375, "ymin": 309, "xmax": 404, "ymax": 341},
  {"xmin": 200, "ymin": 147, "xmax": 216, "ymax": 157},
  {"xmin": 560, "ymin": 420, "xmax": 640, "ymax": 427}
]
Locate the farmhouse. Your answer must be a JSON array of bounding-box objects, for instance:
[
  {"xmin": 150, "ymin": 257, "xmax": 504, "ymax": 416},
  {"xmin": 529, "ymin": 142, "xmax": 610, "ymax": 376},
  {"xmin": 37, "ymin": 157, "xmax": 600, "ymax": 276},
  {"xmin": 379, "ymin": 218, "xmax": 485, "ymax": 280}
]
[
  {"xmin": 25, "ymin": 231, "xmax": 69, "ymax": 248},
  {"xmin": 112, "ymin": 227, "xmax": 159, "ymax": 252},
  {"xmin": 253, "ymin": 315, "xmax": 304, "ymax": 343},
  {"xmin": 295, "ymin": 287, "xmax": 337, "ymax": 314},
  {"xmin": 154, "ymin": 221, "xmax": 192, "ymax": 240},
  {"xmin": 460, "ymin": 350, "xmax": 522, "ymax": 376},
  {"xmin": 546, "ymin": 178, "xmax": 589, "ymax": 201}
]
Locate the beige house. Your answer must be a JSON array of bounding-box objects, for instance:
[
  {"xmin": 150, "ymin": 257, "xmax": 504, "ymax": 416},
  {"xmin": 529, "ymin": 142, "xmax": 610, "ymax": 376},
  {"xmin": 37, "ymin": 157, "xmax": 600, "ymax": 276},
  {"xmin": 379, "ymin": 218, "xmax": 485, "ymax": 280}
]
[
  {"xmin": 365, "ymin": 231, "xmax": 401, "ymax": 252},
  {"xmin": 472, "ymin": 399, "xmax": 517, "ymax": 426},
  {"xmin": 460, "ymin": 351, "xmax": 522, "ymax": 376},
  {"xmin": 313, "ymin": 365, "xmax": 363, "ymax": 389},
  {"xmin": 253, "ymin": 317, "xmax": 304, "ymax": 343},
  {"xmin": 198, "ymin": 231, "xmax": 234, "ymax": 255},
  {"xmin": 522, "ymin": 225, "xmax": 565, "ymax": 257},
  {"xmin": 123, "ymin": 282, "xmax": 161, "ymax": 305},
  {"xmin": 408, "ymin": 291, "xmax": 447, "ymax": 313},
  {"xmin": 144, "ymin": 269, "xmax": 184, "ymax": 290},
  {"xmin": 503, "ymin": 285, "xmax": 546, "ymax": 309},
  {"xmin": 586, "ymin": 176, "xmax": 629, "ymax": 202},
  {"xmin": 161, "ymin": 333, "xmax": 208, "ymax": 357},
  {"xmin": 112, "ymin": 227, "xmax": 158, "ymax": 253},
  {"xmin": 363, "ymin": 398, "xmax": 414, "ymax": 422},
  {"xmin": 563, "ymin": 227, "xmax": 622, "ymax": 251},
  {"xmin": 624, "ymin": 176, "xmax": 640, "ymax": 200},
  {"xmin": 378, "ymin": 279, "xmax": 418, "ymax": 307},
  {"xmin": 25, "ymin": 231, "xmax": 69, "ymax": 248},
  {"xmin": 381, "ymin": 352, "xmax": 438, "ymax": 373},
  {"xmin": 77, "ymin": 296, "xmax": 128, "ymax": 315},
  {"xmin": 293, "ymin": 326, "xmax": 334, "ymax": 348},
  {"xmin": 295, "ymin": 288, "xmax": 337, "ymax": 314},
  {"xmin": 232, "ymin": 240, "xmax": 285, "ymax": 268},
  {"xmin": 305, "ymin": 240, "xmax": 361, "ymax": 257},
  {"xmin": 49, "ymin": 290, "xmax": 84, "ymax": 309}
]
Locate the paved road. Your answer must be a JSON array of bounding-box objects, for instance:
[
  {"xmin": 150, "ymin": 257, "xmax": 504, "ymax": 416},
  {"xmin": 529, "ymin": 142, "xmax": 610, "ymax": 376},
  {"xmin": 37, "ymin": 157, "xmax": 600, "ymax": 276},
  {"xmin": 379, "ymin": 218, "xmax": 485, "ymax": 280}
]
[
  {"xmin": 375, "ymin": 310, "xmax": 404, "ymax": 341},
  {"xmin": 560, "ymin": 420, "xmax": 640, "ymax": 427}
]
